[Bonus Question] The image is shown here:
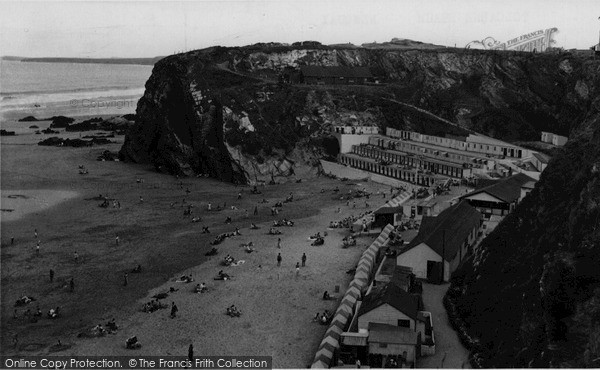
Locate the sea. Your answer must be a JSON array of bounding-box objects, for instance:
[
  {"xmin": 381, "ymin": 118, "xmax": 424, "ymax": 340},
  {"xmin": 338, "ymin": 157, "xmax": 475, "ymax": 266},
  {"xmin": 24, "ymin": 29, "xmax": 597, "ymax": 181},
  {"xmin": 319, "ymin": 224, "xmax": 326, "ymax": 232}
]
[{"xmin": 0, "ymin": 60, "xmax": 154, "ymax": 120}]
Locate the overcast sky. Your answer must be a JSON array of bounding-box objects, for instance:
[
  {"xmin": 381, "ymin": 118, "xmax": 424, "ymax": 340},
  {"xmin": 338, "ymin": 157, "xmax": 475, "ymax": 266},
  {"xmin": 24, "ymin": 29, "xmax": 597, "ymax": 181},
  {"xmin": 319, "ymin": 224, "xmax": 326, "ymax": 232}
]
[{"xmin": 1, "ymin": 0, "xmax": 599, "ymax": 58}]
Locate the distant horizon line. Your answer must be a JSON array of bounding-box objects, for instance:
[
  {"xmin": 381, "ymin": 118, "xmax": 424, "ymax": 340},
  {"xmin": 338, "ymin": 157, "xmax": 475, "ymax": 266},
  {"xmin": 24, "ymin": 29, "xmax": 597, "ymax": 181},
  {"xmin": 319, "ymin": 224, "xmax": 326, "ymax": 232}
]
[{"xmin": 2, "ymin": 39, "xmax": 594, "ymax": 61}]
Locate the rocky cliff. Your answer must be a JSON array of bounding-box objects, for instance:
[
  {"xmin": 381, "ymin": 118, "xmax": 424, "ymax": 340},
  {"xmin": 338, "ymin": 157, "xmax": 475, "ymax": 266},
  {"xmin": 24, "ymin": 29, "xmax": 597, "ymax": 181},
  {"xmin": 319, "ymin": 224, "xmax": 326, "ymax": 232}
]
[
  {"xmin": 445, "ymin": 61, "xmax": 600, "ymax": 367},
  {"xmin": 120, "ymin": 42, "xmax": 600, "ymax": 366},
  {"xmin": 121, "ymin": 43, "xmax": 597, "ymax": 183}
]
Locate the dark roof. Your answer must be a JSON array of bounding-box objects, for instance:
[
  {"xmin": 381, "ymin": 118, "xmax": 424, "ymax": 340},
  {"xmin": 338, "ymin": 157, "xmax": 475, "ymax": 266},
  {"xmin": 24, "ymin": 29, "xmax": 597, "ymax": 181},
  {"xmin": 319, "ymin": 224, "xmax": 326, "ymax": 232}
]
[
  {"xmin": 368, "ymin": 322, "xmax": 419, "ymax": 344},
  {"xmin": 374, "ymin": 206, "xmax": 404, "ymax": 215},
  {"xmin": 461, "ymin": 173, "xmax": 536, "ymax": 203},
  {"xmin": 299, "ymin": 66, "xmax": 372, "ymax": 79},
  {"xmin": 532, "ymin": 152, "xmax": 550, "ymax": 163},
  {"xmin": 390, "ymin": 266, "xmax": 413, "ymax": 292},
  {"xmin": 401, "ymin": 201, "xmax": 481, "ymax": 262},
  {"xmin": 358, "ymin": 283, "xmax": 419, "ymax": 320}
]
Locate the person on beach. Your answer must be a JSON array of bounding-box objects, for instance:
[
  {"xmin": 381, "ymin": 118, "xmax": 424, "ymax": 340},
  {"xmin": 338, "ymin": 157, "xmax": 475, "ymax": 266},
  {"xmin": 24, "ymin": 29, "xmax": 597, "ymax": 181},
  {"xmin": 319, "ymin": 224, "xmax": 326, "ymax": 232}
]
[
  {"xmin": 277, "ymin": 238, "xmax": 281, "ymax": 249},
  {"xmin": 170, "ymin": 302, "xmax": 178, "ymax": 318},
  {"xmin": 301, "ymin": 253, "xmax": 306, "ymax": 267},
  {"xmin": 34, "ymin": 229, "xmax": 38, "ymax": 239},
  {"xmin": 74, "ymin": 251, "xmax": 79, "ymax": 262},
  {"xmin": 277, "ymin": 253, "xmax": 282, "ymax": 267},
  {"xmin": 188, "ymin": 343, "xmax": 194, "ymax": 362},
  {"xmin": 123, "ymin": 273, "xmax": 128, "ymax": 286},
  {"xmin": 139, "ymin": 196, "xmax": 144, "ymax": 203},
  {"xmin": 254, "ymin": 206, "xmax": 258, "ymax": 216},
  {"xmin": 115, "ymin": 235, "xmax": 120, "ymax": 246},
  {"xmin": 49, "ymin": 269, "xmax": 54, "ymax": 282},
  {"xmin": 36, "ymin": 241, "xmax": 40, "ymax": 255},
  {"xmin": 69, "ymin": 277, "xmax": 75, "ymax": 292},
  {"xmin": 238, "ymin": 192, "xmax": 242, "ymax": 200},
  {"xmin": 295, "ymin": 264, "xmax": 300, "ymax": 278},
  {"xmin": 207, "ymin": 203, "xmax": 212, "ymax": 211}
]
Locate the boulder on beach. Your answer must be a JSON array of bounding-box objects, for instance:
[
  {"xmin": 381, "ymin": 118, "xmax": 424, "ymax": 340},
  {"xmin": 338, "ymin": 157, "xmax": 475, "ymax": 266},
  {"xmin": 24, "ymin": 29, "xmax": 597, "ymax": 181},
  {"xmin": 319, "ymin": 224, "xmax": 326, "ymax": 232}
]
[
  {"xmin": 50, "ymin": 116, "xmax": 75, "ymax": 128},
  {"xmin": 65, "ymin": 116, "xmax": 134, "ymax": 133},
  {"xmin": 38, "ymin": 137, "xmax": 64, "ymax": 146},
  {"xmin": 18, "ymin": 116, "xmax": 39, "ymax": 122},
  {"xmin": 0, "ymin": 129, "xmax": 16, "ymax": 136},
  {"xmin": 64, "ymin": 117, "xmax": 103, "ymax": 132},
  {"xmin": 41, "ymin": 128, "xmax": 60, "ymax": 134}
]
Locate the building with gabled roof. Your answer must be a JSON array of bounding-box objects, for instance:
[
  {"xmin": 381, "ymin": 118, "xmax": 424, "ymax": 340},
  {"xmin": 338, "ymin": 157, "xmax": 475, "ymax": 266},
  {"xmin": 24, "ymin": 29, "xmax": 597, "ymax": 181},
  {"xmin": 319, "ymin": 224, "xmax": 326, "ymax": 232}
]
[
  {"xmin": 459, "ymin": 172, "xmax": 536, "ymax": 217},
  {"xmin": 357, "ymin": 283, "xmax": 420, "ymax": 330},
  {"xmin": 367, "ymin": 322, "xmax": 421, "ymax": 367},
  {"xmin": 396, "ymin": 201, "xmax": 482, "ymax": 282}
]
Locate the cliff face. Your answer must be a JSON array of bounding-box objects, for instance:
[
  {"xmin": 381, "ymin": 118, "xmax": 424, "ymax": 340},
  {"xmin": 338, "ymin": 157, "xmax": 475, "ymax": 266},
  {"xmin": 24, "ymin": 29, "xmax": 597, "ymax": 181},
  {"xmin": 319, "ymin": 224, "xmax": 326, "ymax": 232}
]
[
  {"xmin": 121, "ymin": 44, "xmax": 597, "ymax": 183},
  {"xmin": 445, "ymin": 70, "xmax": 600, "ymax": 367}
]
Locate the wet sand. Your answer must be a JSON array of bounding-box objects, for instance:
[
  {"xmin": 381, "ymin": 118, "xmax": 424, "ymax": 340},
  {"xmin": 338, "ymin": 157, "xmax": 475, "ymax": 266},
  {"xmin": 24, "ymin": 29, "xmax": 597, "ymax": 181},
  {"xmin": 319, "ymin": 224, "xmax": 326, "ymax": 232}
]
[{"xmin": 1, "ymin": 190, "xmax": 79, "ymax": 222}]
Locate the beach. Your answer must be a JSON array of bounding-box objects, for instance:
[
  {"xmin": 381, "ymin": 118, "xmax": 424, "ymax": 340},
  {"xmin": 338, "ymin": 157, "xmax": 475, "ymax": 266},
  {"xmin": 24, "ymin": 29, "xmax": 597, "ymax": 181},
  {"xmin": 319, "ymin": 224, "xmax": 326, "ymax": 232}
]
[{"xmin": 0, "ymin": 115, "xmax": 390, "ymax": 366}]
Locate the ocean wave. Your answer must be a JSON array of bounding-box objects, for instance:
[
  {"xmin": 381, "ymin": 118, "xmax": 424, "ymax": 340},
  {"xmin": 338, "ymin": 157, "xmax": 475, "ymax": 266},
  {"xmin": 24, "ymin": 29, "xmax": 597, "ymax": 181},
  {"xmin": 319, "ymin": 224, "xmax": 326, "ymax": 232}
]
[
  {"xmin": 0, "ymin": 85, "xmax": 141, "ymax": 97},
  {"xmin": 0, "ymin": 87, "xmax": 146, "ymax": 111}
]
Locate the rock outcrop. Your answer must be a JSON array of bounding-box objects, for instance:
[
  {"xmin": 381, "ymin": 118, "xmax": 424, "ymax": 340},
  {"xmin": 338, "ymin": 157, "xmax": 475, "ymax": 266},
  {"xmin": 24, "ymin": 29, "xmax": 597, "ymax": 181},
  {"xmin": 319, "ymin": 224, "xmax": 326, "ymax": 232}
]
[
  {"xmin": 120, "ymin": 44, "xmax": 599, "ymax": 183},
  {"xmin": 445, "ymin": 64, "xmax": 600, "ymax": 367}
]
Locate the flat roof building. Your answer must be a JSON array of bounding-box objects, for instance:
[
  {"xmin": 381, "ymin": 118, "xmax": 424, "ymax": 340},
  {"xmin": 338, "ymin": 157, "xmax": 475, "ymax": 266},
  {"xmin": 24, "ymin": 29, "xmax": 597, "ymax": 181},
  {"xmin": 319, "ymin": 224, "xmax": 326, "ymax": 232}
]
[{"xmin": 300, "ymin": 66, "xmax": 373, "ymax": 85}]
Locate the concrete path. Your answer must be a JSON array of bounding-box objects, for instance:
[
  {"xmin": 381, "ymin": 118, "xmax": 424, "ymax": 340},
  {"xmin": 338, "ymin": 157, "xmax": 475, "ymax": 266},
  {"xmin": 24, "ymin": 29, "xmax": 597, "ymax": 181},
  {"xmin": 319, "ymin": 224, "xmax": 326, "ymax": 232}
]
[{"xmin": 418, "ymin": 283, "xmax": 471, "ymax": 369}]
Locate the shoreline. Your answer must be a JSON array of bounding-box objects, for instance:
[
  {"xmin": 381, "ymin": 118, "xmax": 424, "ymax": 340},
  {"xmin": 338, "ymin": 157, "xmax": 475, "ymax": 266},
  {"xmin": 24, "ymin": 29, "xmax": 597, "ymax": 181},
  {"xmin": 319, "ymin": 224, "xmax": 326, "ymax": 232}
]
[{"xmin": 0, "ymin": 189, "xmax": 80, "ymax": 223}]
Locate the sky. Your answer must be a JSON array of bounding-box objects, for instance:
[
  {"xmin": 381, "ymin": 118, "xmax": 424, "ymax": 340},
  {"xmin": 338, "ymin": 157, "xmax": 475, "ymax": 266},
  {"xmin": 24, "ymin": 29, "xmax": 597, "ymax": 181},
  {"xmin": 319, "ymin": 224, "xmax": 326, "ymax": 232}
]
[{"xmin": 0, "ymin": 0, "xmax": 599, "ymax": 58}]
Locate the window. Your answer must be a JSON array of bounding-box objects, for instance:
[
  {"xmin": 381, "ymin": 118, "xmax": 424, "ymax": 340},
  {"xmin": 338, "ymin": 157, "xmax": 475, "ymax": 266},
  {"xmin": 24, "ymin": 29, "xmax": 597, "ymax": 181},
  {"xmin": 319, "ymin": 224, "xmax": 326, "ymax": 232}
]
[
  {"xmin": 398, "ymin": 319, "xmax": 410, "ymax": 328},
  {"xmin": 379, "ymin": 343, "xmax": 388, "ymax": 348}
]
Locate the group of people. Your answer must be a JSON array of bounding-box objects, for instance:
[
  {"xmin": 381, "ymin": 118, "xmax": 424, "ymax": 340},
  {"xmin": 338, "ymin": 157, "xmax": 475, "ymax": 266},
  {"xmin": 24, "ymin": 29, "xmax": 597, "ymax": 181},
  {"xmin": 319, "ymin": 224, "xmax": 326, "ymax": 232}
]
[
  {"xmin": 126, "ymin": 336, "xmax": 141, "ymax": 349},
  {"xmin": 194, "ymin": 283, "xmax": 207, "ymax": 293},
  {"xmin": 222, "ymin": 254, "xmax": 236, "ymax": 266},
  {"xmin": 241, "ymin": 242, "xmax": 255, "ymax": 253},
  {"xmin": 210, "ymin": 229, "xmax": 241, "ymax": 245},
  {"xmin": 311, "ymin": 233, "xmax": 325, "ymax": 246},
  {"xmin": 342, "ymin": 235, "xmax": 356, "ymax": 247},
  {"xmin": 215, "ymin": 270, "xmax": 231, "ymax": 280},
  {"xmin": 272, "ymin": 219, "xmax": 294, "ymax": 227},
  {"xmin": 141, "ymin": 299, "xmax": 168, "ymax": 313},
  {"xmin": 268, "ymin": 227, "xmax": 282, "ymax": 235},
  {"xmin": 178, "ymin": 274, "xmax": 194, "ymax": 283},
  {"xmin": 329, "ymin": 211, "xmax": 373, "ymax": 229},
  {"xmin": 226, "ymin": 304, "xmax": 241, "ymax": 317},
  {"xmin": 82, "ymin": 319, "xmax": 118, "ymax": 337},
  {"xmin": 313, "ymin": 310, "xmax": 332, "ymax": 325}
]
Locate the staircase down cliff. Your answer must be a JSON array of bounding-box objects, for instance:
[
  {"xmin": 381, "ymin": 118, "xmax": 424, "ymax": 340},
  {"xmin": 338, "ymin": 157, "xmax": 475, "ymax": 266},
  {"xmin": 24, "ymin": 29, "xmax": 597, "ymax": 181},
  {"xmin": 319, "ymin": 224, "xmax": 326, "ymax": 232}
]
[
  {"xmin": 445, "ymin": 61, "xmax": 600, "ymax": 367},
  {"xmin": 120, "ymin": 44, "xmax": 599, "ymax": 183}
]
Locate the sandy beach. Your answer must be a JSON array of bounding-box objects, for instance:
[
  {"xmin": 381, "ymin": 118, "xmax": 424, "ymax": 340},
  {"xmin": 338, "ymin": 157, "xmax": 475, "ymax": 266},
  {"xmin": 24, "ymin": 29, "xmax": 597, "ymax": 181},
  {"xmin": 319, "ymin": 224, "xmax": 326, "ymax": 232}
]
[
  {"xmin": 1, "ymin": 114, "xmax": 390, "ymax": 367},
  {"xmin": 61, "ymin": 200, "xmax": 382, "ymax": 368}
]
